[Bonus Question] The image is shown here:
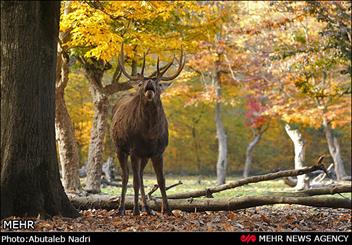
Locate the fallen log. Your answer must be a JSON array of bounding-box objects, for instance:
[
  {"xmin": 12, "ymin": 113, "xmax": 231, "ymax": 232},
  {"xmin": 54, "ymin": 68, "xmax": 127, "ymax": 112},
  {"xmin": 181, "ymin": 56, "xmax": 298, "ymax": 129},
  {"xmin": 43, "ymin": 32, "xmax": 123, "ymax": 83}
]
[
  {"xmin": 167, "ymin": 164, "xmax": 326, "ymax": 199},
  {"xmin": 283, "ymin": 176, "xmax": 297, "ymax": 187},
  {"xmin": 68, "ymin": 194, "xmax": 351, "ymax": 212},
  {"xmin": 264, "ymin": 185, "xmax": 352, "ymax": 197}
]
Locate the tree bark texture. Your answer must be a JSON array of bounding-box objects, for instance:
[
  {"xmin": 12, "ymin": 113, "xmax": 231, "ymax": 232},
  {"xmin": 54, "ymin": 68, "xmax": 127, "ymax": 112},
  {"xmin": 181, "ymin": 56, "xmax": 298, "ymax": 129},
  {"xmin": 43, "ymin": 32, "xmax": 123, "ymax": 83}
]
[
  {"xmin": 213, "ymin": 24, "xmax": 228, "ymax": 186},
  {"xmin": 0, "ymin": 1, "xmax": 79, "ymax": 218},
  {"xmin": 55, "ymin": 45, "xmax": 81, "ymax": 193},
  {"xmin": 243, "ymin": 131, "xmax": 262, "ymax": 177},
  {"xmin": 192, "ymin": 125, "xmax": 203, "ymax": 182},
  {"xmin": 85, "ymin": 87, "xmax": 108, "ymax": 193},
  {"xmin": 322, "ymin": 117, "xmax": 347, "ymax": 180},
  {"xmin": 215, "ymin": 80, "xmax": 228, "ymax": 185},
  {"xmin": 284, "ymin": 124, "xmax": 307, "ymax": 190},
  {"xmin": 69, "ymin": 194, "xmax": 351, "ymax": 212}
]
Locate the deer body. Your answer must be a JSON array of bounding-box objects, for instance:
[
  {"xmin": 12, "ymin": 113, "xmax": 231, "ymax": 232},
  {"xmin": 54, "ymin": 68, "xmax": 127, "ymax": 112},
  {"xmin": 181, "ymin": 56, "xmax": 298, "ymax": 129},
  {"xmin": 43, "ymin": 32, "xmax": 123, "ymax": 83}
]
[
  {"xmin": 111, "ymin": 44, "xmax": 185, "ymax": 215},
  {"xmin": 112, "ymin": 94, "xmax": 168, "ymax": 158}
]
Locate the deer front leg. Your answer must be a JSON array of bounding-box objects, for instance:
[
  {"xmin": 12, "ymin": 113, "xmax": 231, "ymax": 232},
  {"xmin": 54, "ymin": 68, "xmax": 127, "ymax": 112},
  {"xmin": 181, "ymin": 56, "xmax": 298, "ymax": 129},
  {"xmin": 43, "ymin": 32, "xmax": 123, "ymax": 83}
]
[
  {"xmin": 131, "ymin": 154, "xmax": 141, "ymax": 216},
  {"xmin": 140, "ymin": 158, "xmax": 155, "ymax": 215},
  {"xmin": 151, "ymin": 155, "xmax": 171, "ymax": 215},
  {"xmin": 117, "ymin": 150, "xmax": 128, "ymax": 216}
]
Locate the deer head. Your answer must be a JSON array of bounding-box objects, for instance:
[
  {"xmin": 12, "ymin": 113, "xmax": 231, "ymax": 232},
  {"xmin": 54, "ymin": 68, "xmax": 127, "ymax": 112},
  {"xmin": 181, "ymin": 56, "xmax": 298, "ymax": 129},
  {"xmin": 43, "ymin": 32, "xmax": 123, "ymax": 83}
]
[{"xmin": 118, "ymin": 44, "xmax": 185, "ymax": 102}]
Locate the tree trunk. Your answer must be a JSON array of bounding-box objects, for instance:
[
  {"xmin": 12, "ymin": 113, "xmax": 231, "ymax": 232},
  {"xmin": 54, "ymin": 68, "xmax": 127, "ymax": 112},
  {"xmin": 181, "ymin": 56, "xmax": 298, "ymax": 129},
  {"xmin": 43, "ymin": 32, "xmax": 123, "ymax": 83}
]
[
  {"xmin": 85, "ymin": 87, "xmax": 108, "ymax": 193},
  {"xmin": 213, "ymin": 23, "xmax": 227, "ymax": 185},
  {"xmin": 215, "ymin": 84, "xmax": 228, "ymax": 185},
  {"xmin": 322, "ymin": 117, "xmax": 347, "ymax": 180},
  {"xmin": 55, "ymin": 47, "xmax": 81, "ymax": 193},
  {"xmin": 192, "ymin": 125, "xmax": 202, "ymax": 182},
  {"xmin": 243, "ymin": 131, "xmax": 262, "ymax": 177},
  {"xmin": 284, "ymin": 124, "xmax": 307, "ymax": 190},
  {"xmin": 77, "ymin": 51, "xmax": 130, "ymax": 193},
  {"xmin": 0, "ymin": 1, "xmax": 79, "ymax": 218}
]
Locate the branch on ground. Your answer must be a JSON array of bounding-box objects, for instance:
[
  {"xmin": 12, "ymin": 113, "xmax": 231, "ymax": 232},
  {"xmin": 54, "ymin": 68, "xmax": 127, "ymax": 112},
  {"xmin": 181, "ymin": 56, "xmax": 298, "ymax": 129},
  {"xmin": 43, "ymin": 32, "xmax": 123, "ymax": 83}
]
[
  {"xmin": 147, "ymin": 180, "xmax": 183, "ymax": 199},
  {"xmin": 264, "ymin": 185, "xmax": 352, "ymax": 197},
  {"xmin": 167, "ymin": 164, "xmax": 327, "ymax": 199}
]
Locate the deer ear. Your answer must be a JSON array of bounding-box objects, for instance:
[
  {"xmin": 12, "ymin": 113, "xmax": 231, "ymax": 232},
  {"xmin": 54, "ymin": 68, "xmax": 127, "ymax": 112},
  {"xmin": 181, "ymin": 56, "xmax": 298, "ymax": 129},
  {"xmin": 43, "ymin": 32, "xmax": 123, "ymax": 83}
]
[{"xmin": 159, "ymin": 82, "xmax": 172, "ymax": 93}]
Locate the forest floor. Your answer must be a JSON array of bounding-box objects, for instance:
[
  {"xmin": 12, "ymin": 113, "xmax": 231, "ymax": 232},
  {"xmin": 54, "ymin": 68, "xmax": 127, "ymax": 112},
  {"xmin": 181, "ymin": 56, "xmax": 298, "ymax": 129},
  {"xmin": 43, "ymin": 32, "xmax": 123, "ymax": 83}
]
[
  {"xmin": 2, "ymin": 176, "xmax": 351, "ymax": 232},
  {"xmin": 2, "ymin": 206, "xmax": 351, "ymax": 232}
]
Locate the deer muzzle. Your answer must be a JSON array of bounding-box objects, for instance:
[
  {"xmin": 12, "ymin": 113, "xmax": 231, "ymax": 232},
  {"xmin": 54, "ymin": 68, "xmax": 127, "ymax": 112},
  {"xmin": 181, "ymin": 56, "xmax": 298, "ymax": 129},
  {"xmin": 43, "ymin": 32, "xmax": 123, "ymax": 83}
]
[
  {"xmin": 144, "ymin": 83, "xmax": 155, "ymax": 101},
  {"xmin": 145, "ymin": 90, "xmax": 155, "ymax": 101}
]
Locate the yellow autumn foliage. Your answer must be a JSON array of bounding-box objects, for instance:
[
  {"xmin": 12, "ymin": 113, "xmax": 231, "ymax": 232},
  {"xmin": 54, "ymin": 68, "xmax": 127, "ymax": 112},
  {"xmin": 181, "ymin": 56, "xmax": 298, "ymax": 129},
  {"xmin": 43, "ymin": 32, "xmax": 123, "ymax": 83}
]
[{"xmin": 61, "ymin": 1, "xmax": 351, "ymax": 174}]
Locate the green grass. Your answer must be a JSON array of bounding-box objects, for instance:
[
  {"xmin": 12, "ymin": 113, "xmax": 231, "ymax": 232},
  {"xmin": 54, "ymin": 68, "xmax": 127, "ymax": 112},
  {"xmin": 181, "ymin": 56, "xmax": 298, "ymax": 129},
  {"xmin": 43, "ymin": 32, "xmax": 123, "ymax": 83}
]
[{"xmin": 100, "ymin": 174, "xmax": 315, "ymax": 199}]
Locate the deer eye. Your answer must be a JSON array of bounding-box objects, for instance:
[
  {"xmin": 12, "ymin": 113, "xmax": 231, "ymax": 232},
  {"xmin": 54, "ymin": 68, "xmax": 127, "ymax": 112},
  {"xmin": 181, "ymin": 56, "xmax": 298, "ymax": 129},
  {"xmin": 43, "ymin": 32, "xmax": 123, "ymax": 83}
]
[{"xmin": 138, "ymin": 82, "xmax": 143, "ymax": 87}]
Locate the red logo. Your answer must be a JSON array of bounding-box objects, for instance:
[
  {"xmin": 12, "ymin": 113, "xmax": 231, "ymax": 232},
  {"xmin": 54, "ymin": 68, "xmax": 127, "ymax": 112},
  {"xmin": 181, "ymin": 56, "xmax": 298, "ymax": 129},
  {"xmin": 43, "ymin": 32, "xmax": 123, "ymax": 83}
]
[{"xmin": 240, "ymin": 234, "xmax": 257, "ymax": 243}]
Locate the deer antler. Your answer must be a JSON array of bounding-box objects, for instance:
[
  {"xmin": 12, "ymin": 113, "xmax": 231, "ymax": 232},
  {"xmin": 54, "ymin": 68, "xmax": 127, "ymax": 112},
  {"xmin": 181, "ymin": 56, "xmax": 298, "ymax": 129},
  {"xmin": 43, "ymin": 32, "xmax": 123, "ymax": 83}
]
[
  {"xmin": 155, "ymin": 56, "xmax": 175, "ymax": 78},
  {"xmin": 148, "ymin": 59, "xmax": 174, "ymax": 78},
  {"xmin": 119, "ymin": 44, "xmax": 185, "ymax": 81},
  {"xmin": 118, "ymin": 43, "xmax": 143, "ymax": 81},
  {"xmin": 158, "ymin": 47, "xmax": 185, "ymax": 81}
]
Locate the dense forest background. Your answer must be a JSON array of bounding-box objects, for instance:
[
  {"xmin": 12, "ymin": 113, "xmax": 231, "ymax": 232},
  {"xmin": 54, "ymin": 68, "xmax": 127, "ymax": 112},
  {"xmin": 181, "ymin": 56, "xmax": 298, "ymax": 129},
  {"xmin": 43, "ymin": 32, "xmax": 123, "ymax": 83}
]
[
  {"xmin": 65, "ymin": 71, "xmax": 351, "ymax": 175},
  {"xmin": 61, "ymin": 1, "xmax": 351, "ymax": 177}
]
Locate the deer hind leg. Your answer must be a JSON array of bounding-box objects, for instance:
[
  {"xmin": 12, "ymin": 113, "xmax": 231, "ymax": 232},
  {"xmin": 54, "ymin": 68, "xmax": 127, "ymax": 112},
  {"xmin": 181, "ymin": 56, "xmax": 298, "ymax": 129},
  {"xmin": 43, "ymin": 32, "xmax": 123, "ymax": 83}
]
[
  {"xmin": 151, "ymin": 154, "xmax": 171, "ymax": 215},
  {"xmin": 131, "ymin": 154, "xmax": 141, "ymax": 215},
  {"xmin": 140, "ymin": 158, "xmax": 155, "ymax": 215},
  {"xmin": 117, "ymin": 149, "xmax": 128, "ymax": 216}
]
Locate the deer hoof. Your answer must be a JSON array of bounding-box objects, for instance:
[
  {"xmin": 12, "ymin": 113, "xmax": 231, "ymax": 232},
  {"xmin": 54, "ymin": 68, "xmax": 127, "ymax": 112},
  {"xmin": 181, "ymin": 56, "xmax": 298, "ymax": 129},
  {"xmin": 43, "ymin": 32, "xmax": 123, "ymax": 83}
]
[
  {"xmin": 162, "ymin": 209, "xmax": 173, "ymax": 216},
  {"xmin": 133, "ymin": 208, "xmax": 140, "ymax": 216},
  {"xmin": 117, "ymin": 207, "xmax": 125, "ymax": 216},
  {"xmin": 142, "ymin": 206, "xmax": 156, "ymax": 216}
]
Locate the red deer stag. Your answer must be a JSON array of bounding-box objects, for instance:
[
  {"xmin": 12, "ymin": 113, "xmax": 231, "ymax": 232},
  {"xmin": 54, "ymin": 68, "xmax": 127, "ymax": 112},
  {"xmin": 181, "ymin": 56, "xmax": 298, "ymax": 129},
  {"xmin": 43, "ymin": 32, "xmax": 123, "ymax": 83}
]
[{"xmin": 111, "ymin": 44, "xmax": 185, "ymax": 215}]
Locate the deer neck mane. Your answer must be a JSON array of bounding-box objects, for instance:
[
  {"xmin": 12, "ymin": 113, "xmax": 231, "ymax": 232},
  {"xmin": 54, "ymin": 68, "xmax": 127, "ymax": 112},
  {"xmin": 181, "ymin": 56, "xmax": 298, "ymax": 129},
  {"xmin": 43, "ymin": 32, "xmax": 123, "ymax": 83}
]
[{"xmin": 131, "ymin": 94, "xmax": 165, "ymax": 136}]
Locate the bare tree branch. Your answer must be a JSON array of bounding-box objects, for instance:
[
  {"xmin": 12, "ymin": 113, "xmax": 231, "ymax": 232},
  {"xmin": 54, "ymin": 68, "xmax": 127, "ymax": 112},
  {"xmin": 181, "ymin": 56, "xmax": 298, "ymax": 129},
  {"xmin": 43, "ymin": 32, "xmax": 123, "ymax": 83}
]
[
  {"xmin": 147, "ymin": 181, "xmax": 183, "ymax": 199},
  {"xmin": 103, "ymin": 82, "xmax": 132, "ymax": 96},
  {"xmin": 167, "ymin": 164, "xmax": 327, "ymax": 199},
  {"xmin": 264, "ymin": 185, "xmax": 352, "ymax": 197}
]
